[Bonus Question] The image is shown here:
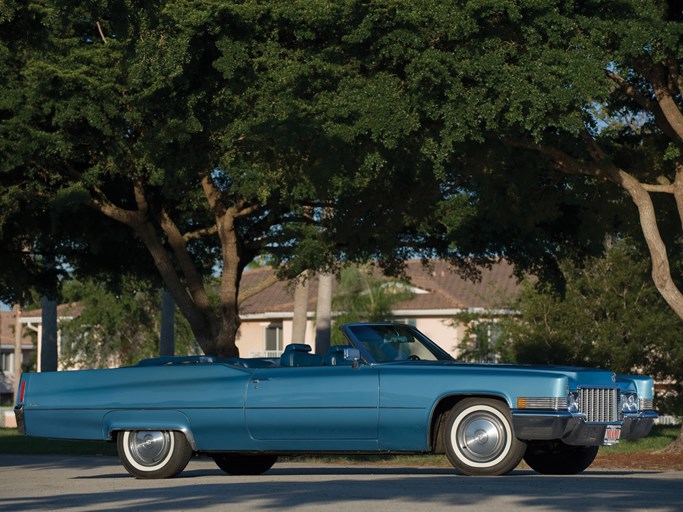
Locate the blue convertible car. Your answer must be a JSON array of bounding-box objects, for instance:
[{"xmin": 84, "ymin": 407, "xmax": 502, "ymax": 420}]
[{"xmin": 14, "ymin": 322, "xmax": 657, "ymax": 478}]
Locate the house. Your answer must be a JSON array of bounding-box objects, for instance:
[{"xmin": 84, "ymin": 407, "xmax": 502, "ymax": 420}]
[
  {"xmin": 0, "ymin": 259, "xmax": 520, "ymax": 404},
  {"xmin": 0, "ymin": 304, "xmax": 79, "ymax": 405},
  {"xmin": 236, "ymin": 259, "xmax": 521, "ymax": 359}
]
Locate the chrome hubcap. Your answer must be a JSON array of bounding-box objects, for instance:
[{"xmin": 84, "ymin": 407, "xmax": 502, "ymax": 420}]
[
  {"xmin": 128, "ymin": 431, "xmax": 171, "ymax": 467},
  {"xmin": 457, "ymin": 412, "xmax": 505, "ymax": 462}
]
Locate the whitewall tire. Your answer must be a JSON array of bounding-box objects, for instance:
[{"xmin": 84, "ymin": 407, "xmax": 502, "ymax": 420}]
[
  {"xmin": 117, "ymin": 430, "xmax": 193, "ymax": 479},
  {"xmin": 444, "ymin": 398, "xmax": 526, "ymax": 476}
]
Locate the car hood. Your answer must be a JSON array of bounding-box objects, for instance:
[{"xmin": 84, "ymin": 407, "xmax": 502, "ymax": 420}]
[{"xmin": 379, "ymin": 360, "xmax": 621, "ymax": 389}]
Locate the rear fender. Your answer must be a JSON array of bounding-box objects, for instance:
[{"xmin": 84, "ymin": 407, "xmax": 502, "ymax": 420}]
[{"xmin": 102, "ymin": 410, "xmax": 196, "ymax": 450}]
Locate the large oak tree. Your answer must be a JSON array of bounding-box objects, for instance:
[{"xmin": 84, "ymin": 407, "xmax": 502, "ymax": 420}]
[{"xmin": 2, "ymin": 1, "xmax": 598, "ymax": 358}]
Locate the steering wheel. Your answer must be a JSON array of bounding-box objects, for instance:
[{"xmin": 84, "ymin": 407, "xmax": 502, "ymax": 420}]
[{"xmin": 408, "ymin": 355, "xmax": 421, "ymax": 361}]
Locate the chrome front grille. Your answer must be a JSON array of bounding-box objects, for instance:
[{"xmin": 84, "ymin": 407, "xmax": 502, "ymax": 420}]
[{"xmin": 579, "ymin": 388, "xmax": 619, "ymax": 422}]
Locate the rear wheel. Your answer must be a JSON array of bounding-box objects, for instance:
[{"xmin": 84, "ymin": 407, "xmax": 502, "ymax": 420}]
[
  {"xmin": 212, "ymin": 454, "xmax": 278, "ymax": 475},
  {"xmin": 524, "ymin": 441, "xmax": 599, "ymax": 474},
  {"xmin": 117, "ymin": 430, "xmax": 193, "ymax": 479},
  {"xmin": 443, "ymin": 398, "xmax": 526, "ymax": 476}
]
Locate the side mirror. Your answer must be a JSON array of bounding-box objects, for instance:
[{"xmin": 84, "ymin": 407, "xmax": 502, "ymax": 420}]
[
  {"xmin": 343, "ymin": 347, "xmax": 361, "ymax": 360},
  {"xmin": 342, "ymin": 347, "xmax": 362, "ymax": 368}
]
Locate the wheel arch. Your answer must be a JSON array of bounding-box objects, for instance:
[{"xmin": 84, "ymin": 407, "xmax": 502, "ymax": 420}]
[
  {"xmin": 429, "ymin": 393, "xmax": 512, "ymax": 453},
  {"xmin": 102, "ymin": 410, "xmax": 197, "ymax": 450}
]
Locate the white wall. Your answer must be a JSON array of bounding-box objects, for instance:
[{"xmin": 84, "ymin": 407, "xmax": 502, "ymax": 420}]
[{"xmin": 237, "ymin": 315, "xmax": 465, "ymax": 359}]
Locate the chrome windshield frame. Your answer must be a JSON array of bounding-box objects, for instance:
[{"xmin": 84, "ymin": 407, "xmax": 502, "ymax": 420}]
[{"xmin": 340, "ymin": 322, "xmax": 455, "ymax": 364}]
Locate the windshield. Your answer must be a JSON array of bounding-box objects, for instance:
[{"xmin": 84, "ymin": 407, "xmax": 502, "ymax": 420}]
[{"xmin": 342, "ymin": 323, "xmax": 454, "ymax": 363}]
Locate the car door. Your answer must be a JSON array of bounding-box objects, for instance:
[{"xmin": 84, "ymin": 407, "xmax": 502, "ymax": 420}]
[{"xmin": 245, "ymin": 364, "xmax": 379, "ymax": 446}]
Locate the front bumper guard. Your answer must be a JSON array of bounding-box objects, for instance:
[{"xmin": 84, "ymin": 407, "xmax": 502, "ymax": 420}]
[
  {"xmin": 14, "ymin": 405, "xmax": 26, "ymax": 435},
  {"xmin": 511, "ymin": 409, "xmax": 658, "ymax": 446}
]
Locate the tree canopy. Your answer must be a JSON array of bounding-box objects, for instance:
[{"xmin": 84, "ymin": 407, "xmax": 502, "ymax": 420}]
[
  {"xmin": 59, "ymin": 275, "xmax": 199, "ymax": 368},
  {"xmin": 2, "ymin": 0, "xmax": 681, "ymax": 360},
  {"xmin": 330, "ymin": 264, "xmax": 414, "ymax": 345},
  {"xmin": 498, "ymin": 239, "xmax": 683, "ymax": 414},
  {"xmin": 0, "ymin": 0, "xmax": 601, "ymax": 357},
  {"xmin": 423, "ymin": 1, "xmax": 683, "ymax": 318}
]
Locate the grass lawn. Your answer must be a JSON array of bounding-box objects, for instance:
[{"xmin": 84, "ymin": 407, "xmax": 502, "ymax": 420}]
[
  {"xmin": 1, "ymin": 425, "xmax": 679, "ymax": 463},
  {"xmin": 0, "ymin": 428, "xmax": 118, "ymax": 456},
  {"xmin": 598, "ymin": 424, "xmax": 680, "ymax": 454}
]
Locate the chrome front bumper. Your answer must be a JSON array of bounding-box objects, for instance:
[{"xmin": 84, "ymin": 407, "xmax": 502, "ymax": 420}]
[
  {"xmin": 511, "ymin": 409, "xmax": 658, "ymax": 446},
  {"xmin": 14, "ymin": 405, "xmax": 25, "ymax": 435}
]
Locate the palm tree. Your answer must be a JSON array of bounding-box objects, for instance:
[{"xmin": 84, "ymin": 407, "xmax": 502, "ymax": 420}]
[{"xmin": 330, "ymin": 264, "xmax": 414, "ymax": 346}]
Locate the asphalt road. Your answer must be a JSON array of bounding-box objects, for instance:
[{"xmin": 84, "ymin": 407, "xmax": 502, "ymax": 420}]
[{"xmin": 1, "ymin": 455, "xmax": 682, "ymax": 512}]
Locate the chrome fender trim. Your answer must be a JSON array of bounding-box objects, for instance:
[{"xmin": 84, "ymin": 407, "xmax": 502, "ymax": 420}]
[{"xmin": 102, "ymin": 410, "xmax": 197, "ymax": 450}]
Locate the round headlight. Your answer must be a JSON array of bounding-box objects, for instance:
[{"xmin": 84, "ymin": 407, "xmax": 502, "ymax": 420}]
[
  {"xmin": 567, "ymin": 392, "xmax": 580, "ymax": 414},
  {"xmin": 622, "ymin": 393, "xmax": 639, "ymax": 413}
]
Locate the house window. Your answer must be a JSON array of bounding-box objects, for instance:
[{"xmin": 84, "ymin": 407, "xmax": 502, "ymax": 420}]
[
  {"xmin": 1, "ymin": 351, "xmax": 12, "ymax": 372},
  {"xmin": 265, "ymin": 323, "xmax": 283, "ymax": 353},
  {"xmin": 467, "ymin": 321, "xmax": 503, "ymax": 363}
]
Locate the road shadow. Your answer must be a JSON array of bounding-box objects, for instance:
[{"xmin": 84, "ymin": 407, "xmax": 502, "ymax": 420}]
[{"xmin": 0, "ymin": 456, "xmax": 681, "ymax": 512}]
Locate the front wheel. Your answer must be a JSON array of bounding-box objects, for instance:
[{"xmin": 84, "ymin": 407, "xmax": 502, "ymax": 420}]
[
  {"xmin": 117, "ymin": 430, "xmax": 193, "ymax": 479},
  {"xmin": 212, "ymin": 454, "xmax": 278, "ymax": 475},
  {"xmin": 524, "ymin": 441, "xmax": 599, "ymax": 474},
  {"xmin": 443, "ymin": 398, "xmax": 526, "ymax": 476}
]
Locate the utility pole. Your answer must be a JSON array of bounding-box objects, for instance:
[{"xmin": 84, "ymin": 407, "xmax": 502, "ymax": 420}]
[
  {"xmin": 159, "ymin": 289, "xmax": 175, "ymax": 357},
  {"xmin": 40, "ymin": 297, "xmax": 58, "ymax": 372},
  {"xmin": 12, "ymin": 305, "xmax": 22, "ymax": 404},
  {"xmin": 291, "ymin": 273, "xmax": 310, "ymax": 344},
  {"xmin": 314, "ymin": 272, "xmax": 333, "ymax": 355}
]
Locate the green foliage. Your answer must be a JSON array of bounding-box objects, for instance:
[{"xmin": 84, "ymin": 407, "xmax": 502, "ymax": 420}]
[
  {"xmin": 455, "ymin": 313, "xmax": 515, "ymax": 364},
  {"xmin": 500, "ymin": 240, "xmax": 683, "ymax": 387},
  {"xmin": 331, "ymin": 264, "xmax": 414, "ymax": 345},
  {"xmin": 0, "ymin": 424, "xmax": 679, "ymax": 458},
  {"xmin": 0, "ymin": 428, "xmax": 118, "ymax": 456},
  {"xmin": 59, "ymin": 276, "xmax": 199, "ymax": 368},
  {"xmin": 1, "ymin": 0, "xmax": 679, "ymax": 359}
]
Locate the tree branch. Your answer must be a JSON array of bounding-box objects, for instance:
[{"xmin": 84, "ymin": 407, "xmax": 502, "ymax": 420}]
[
  {"xmin": 641, "ymin": 183, "xmax": 675, "ymax": 193},
  {"xmin": 133, "ymin": 180, "xmax": 150, "ymax": 218},
  {"xmin": 635, "ymin": 62, "xmax": 683, "ymax": 141},
  {"xmin": 606, "ymin": 69, "xmax": 658, "ymax": 112},
  {"xmin": 159, "ymin": 209, "xmax": 211, "ymax": 311},
  {"xmin": 673, "ymin": 161, "xmax": 683, "ymax": 230},
  {"xmin": 558, "ymin": 133, "xmax": 683, "ymax": 320},
  {"xmin": 508, "ymin": 137, "xmax": 604, "ymax": 178},
  {"xmin": 665, "ymin": 56, "xmax": 683, "ymax": 101},
  {"xmin": 90, "ymin": 184, "xmax": 210, "ymax": 341},
  {"xmin": 201, "ymin": 174, "xmax": 224, "ymax": 215},
  {"xmin": 606, "ymin": 69, "xmax": 681, "ymax": 143},
  {"xmin": 183, "ymin": 225, "xmax": 218, "ymax": 242},
  {"xmin": 95, "ymin": 21, "xmax": 107, "ymax": 44},
  {"xmin": 90, "ymin": 187, "xmax": 142, "ymax": 226}
]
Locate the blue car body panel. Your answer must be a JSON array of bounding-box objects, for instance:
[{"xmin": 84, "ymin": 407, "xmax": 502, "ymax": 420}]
[
  {"xmin": 377, "ymin": 364, "xmax": 570, "ymax": 451},
  {"xmin": 15, "ymin": 323, "xmax": 657, "ymax": 456}
]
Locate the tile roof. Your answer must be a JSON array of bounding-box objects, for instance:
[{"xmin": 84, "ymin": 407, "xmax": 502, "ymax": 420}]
[{"xmin": 239, "ymin": 259, "xmax": 521, "ymax": 315}]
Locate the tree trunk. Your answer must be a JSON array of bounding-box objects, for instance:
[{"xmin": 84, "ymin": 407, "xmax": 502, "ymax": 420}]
[
  {"xmin": 291, "ymin": 273, "xmax": 310, "ymax": 344},
  {"xmin": 662, "ymin": 424, "xmax": 683, "ymax": 453},
  {"xmin": 315, "ymin": 272, "xmax": 333, "ymax": 355},
  {"xmin": 611, "ymin": 168, "xmax": 683, "ymax": 320},
  {"xmin": 93, "ymin": 186, "xmax": 252, "ymax": 357},
  {"xmin": 599, "ymin": 163, "xmax": 683, "ymax": 454}
]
